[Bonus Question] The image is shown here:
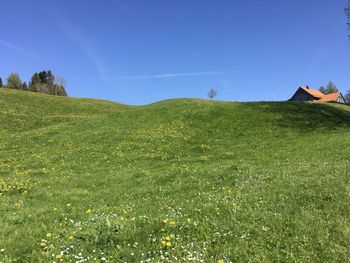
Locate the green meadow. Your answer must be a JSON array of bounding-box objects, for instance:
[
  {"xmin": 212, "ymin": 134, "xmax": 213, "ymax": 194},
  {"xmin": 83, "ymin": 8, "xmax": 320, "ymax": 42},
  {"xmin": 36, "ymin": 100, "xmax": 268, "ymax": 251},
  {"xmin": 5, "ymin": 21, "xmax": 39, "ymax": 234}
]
[{"xmin": 0, "ymin": 88, "xmax": 349, "ymax": 262}]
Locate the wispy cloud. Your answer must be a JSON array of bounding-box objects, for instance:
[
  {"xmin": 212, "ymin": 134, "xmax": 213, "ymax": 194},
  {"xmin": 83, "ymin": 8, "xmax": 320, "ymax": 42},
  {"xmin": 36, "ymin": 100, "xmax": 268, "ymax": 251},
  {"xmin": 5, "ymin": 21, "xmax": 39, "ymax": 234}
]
[
  {"xmin": 113, "ymin": 71, "xmax": 227, "ymax": 80},
  {"xmin": 48, "ymin": 10, "xmax": 109, "ymax": 80},
  {"xmin": 60, "ymin": 21, "xmax": 108, "ymax": 79},
  {"xmin": 0, "ymin": 39, "xmax": 41, "ymax": 59}
]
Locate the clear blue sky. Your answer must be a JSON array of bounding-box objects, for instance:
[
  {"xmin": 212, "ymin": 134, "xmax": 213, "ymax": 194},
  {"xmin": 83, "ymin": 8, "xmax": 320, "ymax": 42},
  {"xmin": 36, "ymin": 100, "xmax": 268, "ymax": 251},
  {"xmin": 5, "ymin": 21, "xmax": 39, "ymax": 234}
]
[{"xmin": 1, "ymin": 0, "xmax": 350, "ymax": 104}]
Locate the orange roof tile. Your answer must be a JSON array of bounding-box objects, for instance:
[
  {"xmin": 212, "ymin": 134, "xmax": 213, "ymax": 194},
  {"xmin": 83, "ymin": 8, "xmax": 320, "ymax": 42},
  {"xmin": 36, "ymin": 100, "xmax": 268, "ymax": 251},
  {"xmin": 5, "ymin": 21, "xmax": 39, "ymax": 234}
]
[
  {"xmin": 301, "ymin": 87, "xmax": 325, "ymax": 99},
  {"xmin": 318, "ymin": 92, "xmax": 341, "ymax": 102}
]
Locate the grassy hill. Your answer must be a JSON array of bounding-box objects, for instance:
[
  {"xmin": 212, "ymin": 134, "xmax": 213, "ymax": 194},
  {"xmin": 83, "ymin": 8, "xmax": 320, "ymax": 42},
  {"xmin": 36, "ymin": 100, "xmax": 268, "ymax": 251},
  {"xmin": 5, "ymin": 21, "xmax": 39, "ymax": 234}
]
[{"xmin": 0, "ymin": 88, "xmax": 350, "ymax": 262}]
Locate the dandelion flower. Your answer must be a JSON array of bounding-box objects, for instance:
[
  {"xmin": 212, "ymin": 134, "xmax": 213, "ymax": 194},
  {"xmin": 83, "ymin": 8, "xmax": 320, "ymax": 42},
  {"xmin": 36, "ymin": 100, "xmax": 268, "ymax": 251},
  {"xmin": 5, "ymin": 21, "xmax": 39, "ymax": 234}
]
[
  {"xmin": 165, "ymin": 242, "xmax": 171, "ymax": 247},
  {"xmin": 170, "ymin": 221, "xmax": 176, "ymax": 225},
  {"xmin": 85, "ymin": 209, "xmax": 92, "ymax": 214},
  {"xmin": 165, "ymin": 236, "xmax": 171, "ymax": 241},
  {"xmin": 46, "ymin": 233, "xmax": 52, "ymax": 238},
  {"xmin": 67, "ymin": 235, "xmax": 74, "ymax": 241},
  {"xmin": 40, "ymin": 242, "xmax": 46, "ymax": 247},
  {"xmin": 162, "ymin": 219, "xmax": 168, "ymax": 224}
]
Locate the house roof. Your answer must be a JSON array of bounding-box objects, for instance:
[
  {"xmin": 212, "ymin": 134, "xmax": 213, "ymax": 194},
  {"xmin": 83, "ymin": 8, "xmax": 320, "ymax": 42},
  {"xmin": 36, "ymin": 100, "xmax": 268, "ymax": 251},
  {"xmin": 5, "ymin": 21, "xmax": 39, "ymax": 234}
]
[
  {"xmin": 301, "ymin": 87, "xmax": 325, "ymax": 99},
  {"xmin": 300, "ymin": 87, "xmax": 341, "ymax": 102},
  {"xmin": 318, "ymin": 92, "xmax": 341, "ymax": 102}
]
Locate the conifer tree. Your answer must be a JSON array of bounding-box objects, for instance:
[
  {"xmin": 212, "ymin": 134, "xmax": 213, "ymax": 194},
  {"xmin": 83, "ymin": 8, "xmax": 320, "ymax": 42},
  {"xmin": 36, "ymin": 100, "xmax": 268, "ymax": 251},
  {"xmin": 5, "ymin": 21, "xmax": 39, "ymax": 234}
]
[
  {"xmin": 22, "ymin": 82, "xmax": 28, "ymax": 91},
  {"xmin": 319, "ymin": 81, "xmax": 338, "ymax": 94},
  {"xmin": 29, "ymin": 73, "xmax": 41, "ymax": 92}
]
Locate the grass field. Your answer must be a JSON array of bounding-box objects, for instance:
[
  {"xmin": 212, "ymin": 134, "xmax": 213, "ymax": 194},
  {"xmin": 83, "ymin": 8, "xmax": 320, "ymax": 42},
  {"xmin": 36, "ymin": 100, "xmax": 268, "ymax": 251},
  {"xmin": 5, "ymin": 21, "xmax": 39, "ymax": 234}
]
[{"xmin": 0, "ymin": 88, "xmax": 350, "ymax": 262}]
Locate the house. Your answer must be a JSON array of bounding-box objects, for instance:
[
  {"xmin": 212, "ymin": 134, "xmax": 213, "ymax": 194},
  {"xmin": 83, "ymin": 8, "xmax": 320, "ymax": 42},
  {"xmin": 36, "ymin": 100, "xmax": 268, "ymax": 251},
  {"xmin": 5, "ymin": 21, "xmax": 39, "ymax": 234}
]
[{"xmin": 289, "ymin": 86, "xmax": 347, "ymax": 105}]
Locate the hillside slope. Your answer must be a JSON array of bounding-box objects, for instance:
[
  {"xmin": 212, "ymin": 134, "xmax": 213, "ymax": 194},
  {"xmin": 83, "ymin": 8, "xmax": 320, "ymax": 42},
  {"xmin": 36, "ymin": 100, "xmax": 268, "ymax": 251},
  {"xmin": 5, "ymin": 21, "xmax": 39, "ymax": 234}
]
[{"xmin": 0, "ymin": 88, "xmax": 350, "ymax": 262}]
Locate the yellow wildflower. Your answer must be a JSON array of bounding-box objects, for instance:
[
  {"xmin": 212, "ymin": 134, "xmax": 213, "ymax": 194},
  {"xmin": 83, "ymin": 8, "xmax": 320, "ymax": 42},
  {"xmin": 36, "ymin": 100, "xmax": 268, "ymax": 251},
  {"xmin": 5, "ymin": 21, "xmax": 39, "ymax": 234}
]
[
  {"xmin": 161, "ymin": 240, "xmax": 166, "ymax": 246},
  {"xmin": 165, "ymin": 242, "xmax": 171, "ymax": 247},
  {"xmin": 40, "ymin": 242, "xmax": 46, "ymax": 247},
  {"xmin": 56, "ymin": 254, "xmax": 63, "ymax": 260},
  {"xmin": 170, "ymin": 221, "xmax": 176, "ymax": 225},
  {"xmin": 85, "ymin": 209, "xmax": 92, "ymax": 214},
  {"xmin": 165, "ymin": 236, "xmax": 171, "ymax": 241},
  {"xmin": 46, "ymin": 233, "xmax": 52, "ymax": 238},
  {"xmin": 66, "ymin": 203, "xmax": 71, "ymax": 207},
  {"xmin": 162, "ymin": 219, "xmax": 168, "ymax": 224},
  {"xmin": 217, "ymin": 260, "xmax": 225, "ymax": 263},
  {"xmin": 67, "ymin": 235, "xmax": 74, "ymax": 241}
]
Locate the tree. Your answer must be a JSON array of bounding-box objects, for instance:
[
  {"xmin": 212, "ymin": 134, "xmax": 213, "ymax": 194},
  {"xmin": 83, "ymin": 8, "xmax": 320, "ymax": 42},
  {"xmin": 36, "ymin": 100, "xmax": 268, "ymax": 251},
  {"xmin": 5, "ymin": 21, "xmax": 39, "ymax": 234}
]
[
  {"xmin": 345, "ymin": 90, "xmax": 350, "ymax": 104},
  {"xmin": 38, "ymin": 70, "xmax": 54, "ymax": 85},
  {"xmin": 54, "ymin": 75, "xmax": 66, "ymax": 88},
  {"xmin": 0, "ymin": 77, "xmax": 3, "ymax": 88},
  {"xmin": 319, "ymin": 86, "xmax": 326, "ymax": 94},
  {"xmin": 325, "ymin": 81, "xmax": 338, "ymax": 94},
  {"xmin": 29, "ymin": 73, "xmax": 41, "ymax": 92},
  {"xmin": 22, "ymin": 82, "xmax": 28, "ymax": 91},
  {"xmin": 6, "ymin": 73, "xmax": 22, "ymax": 89},
  {"xmin": 319, "ymin": 81, "xmax": 338, "ymax": 94},
  {"xmin": 29, "ymin": 70, "xmax": 67, "ymax": 96},
  {"xmin": 208, "ymin": 89, "xmax": 217, "ymax": 100},
  {"xmin": 29, "ymin": 71, "xmax": 52, "ymax": 94},
  {"xmin": 53, "ymin": 75, "xmax": 68, "ymax": 96}
]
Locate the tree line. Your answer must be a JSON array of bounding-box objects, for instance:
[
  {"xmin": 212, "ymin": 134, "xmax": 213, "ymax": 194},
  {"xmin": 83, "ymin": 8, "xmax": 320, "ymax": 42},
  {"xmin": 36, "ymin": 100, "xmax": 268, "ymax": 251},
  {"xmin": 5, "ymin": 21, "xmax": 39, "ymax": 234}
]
[{"xmin": 0, "ymin": 70, "xmax": 67, "ymax": 96}]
